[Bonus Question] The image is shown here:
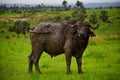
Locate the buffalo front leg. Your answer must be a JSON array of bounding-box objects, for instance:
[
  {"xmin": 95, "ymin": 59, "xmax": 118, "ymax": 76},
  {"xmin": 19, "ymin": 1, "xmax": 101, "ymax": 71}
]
[
  {"xmin": 65, "ymin": 52, "xmax": 72, "ymax": 74},
  {"xmin": 64, "ymin": 40, "xmax": 72, "ymax": 74},
  {"xmin": 76, "ymin": 48, "xmax": 85, "ymax": 74},
  {"xmin": 76, "ymin": 57, "xmax": 83, "ymax": 74}
]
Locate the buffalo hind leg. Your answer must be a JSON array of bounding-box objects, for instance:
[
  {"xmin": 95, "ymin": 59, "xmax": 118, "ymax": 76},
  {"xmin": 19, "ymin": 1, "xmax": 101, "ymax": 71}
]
[
  {"xmin": 28, "ymin": 49, "xmax": 43, "ymax": 73},
  {"xmin": 33, "ymin": 50, "xmax": 43, "ymax": 73},
  {"xmin": 28, "ymin": 51, "xmax": 33, "ymax": 73}
]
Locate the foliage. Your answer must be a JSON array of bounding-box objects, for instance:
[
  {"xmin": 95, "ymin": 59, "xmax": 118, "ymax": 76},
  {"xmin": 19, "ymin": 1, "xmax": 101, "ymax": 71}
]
[
  {"xmin": 99, "ymin": 10, "xmax": 109, "ymax": 22},
  {"xmin": 0, "ymin": 3, "xmax": 63, "ymax": 14},
  {"xmin": 64, "ymin": 16, "xmax": 71, "ymax": 20},
  {"xmin": 14, "ymin": 21, "xmax": 21, "ymax": 37},
  {"xmin": 62, "ymin": 0, "xmax": 68, "ymax": 10},
  {"xmin": 13, "ymin": 21, "xmax": 30, "ymax": 37},
  {"xmin": 22, "ymin": 12, "xmax": 34, "ymax": 18},
  {"xmin": 71, "ymin": 1, "xmax": 87, "ymax": 22},
  {"xmin": 72, "ymin": 10, "xmax": 78, "ymax": 17},
  {"xmin": 89, "ymin": 12, "xmax": 98, "ymax": 24},
  {"xmin": 75, "ymin": 0, "xmax": 86, "ymax": 14},
  {"xmin": 72, "ymin": 10, "xmax": 87, "ymax": 22},
  {"xmin": 54, "ymin": 16, "xmax": 61, "ymax": 22}
]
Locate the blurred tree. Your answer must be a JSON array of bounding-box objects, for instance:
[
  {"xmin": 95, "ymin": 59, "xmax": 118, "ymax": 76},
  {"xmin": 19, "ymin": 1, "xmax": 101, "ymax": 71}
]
[
  {"xmin": 62, "ymin": 0, "xmax": 68, "ymax": 10},
  {"xmin": 89, "ymin": 12, "xmax": 98, "ymax": 25},
  {"xmin": 13, "ymin": 21, "xmax": 30, "ymax": 37},
  {"xmin": 71, "ymin": 1, "xmax": 86, "ymax": 22},
  {"xmin": 76, "ymin": 11, "xmax": 86, "ymax": 21},
  {"xmin": 76, "ymin": 0, "xmax": 86, "ymax": 14},
  {"xmin": 72, "ymin": 10, "xmax": 87, "ymax": 22},
  {"xmin": 64, "ymin": 16, "xmax": 71, "ymax": 21},
  {"xmin": 99, "ymin": 10, "xmax": 109, "ymax": 22},
  {"xmin": 54, "ymin": 16, "xmax": 61, "ymax": 22},
  {"xmin": 72, "ymin": 10, "xmax": 79, "ymax": 17},
  {"xmin": 21, "ymin": 21, "xmax": 30, "ymax": 37},
  {"xmin": 14, "ymin": 21, "xmax": 21, "ymax": 37}
]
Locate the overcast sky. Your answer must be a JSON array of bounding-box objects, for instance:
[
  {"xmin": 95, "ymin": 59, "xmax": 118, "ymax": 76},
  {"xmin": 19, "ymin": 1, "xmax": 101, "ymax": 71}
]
[{"xmin": 0, "ymin": 0, "xmax": 120, "ymax": 4}]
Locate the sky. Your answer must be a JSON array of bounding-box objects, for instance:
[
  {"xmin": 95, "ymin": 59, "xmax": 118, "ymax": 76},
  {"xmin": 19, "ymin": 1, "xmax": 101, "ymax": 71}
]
[{"xmin": 0, "ymin": 0, "xmax": 120, "ymax": 4}]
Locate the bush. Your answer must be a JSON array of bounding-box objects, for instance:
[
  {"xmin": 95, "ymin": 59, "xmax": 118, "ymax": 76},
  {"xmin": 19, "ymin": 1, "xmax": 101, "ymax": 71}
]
[
  {"xmin": 89, "ymin": 12, "xmax": 98, "ymax": 24},
  {"xmin": 13, "ymin": 21, "xmax": 30, "ymax": 37},
  {"xmin": 54, "ymin": 16, "xmax": 61, "ymax": 22},
  {"xmin": 99, "ymin": 10, "xmax": 109, "ymax": 22}
]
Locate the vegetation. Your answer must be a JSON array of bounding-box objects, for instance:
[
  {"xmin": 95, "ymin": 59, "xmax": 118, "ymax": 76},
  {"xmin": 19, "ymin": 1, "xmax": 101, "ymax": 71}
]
[
  {"xmin": 99, "ymin": 10, "xmax": 109, "ymax": 22},
  {"xmin": 71, "ymin": 0, "xmax": 87, "ymax": 22},
  {"xmin": 8, "ymin": 21, "xmax": 30, "ymax": 37},
  {"xmin": 76, "ymin": 0, "xmax": 86, "ymax": 14},
  {"xmin": 89, "ymin": 12, "xmax": 98, "ymax": 25},
  {"xmin": 62, "ymin": 0, "xmax": 68, "ymax": 10},
  {"xmin": 0, "ymin": 1, "xmax": 120, "ymax": 80}
]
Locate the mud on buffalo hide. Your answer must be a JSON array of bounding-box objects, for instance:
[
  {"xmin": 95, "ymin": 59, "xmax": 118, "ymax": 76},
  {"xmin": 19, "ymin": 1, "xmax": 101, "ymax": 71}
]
[{"xmin": 30, "ymin": 22, "xmax": 64, "ymax": 34}]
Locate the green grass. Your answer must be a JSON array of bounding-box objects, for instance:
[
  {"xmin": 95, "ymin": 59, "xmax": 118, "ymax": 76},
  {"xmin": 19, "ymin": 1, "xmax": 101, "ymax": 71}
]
[
  {"xmin": 0, "ymin": 13, "xmax": 22, "ymax": 18},
  {"xmin": 0, "ymin": 8, "xmax": 120, "ymax": 80}
]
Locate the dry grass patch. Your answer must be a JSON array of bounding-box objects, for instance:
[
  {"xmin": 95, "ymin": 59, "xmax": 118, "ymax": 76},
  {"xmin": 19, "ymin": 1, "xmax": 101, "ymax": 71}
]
[
  {"xmin": 90, "ymin": 35, "xmax": 105, "ymax": 43},
  {"xmin": 109, "ymin": 34, "xmax": 120, "ymax": 39}
]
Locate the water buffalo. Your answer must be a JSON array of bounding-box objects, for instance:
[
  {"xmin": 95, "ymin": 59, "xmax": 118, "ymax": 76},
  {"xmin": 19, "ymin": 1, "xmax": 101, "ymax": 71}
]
[{"xmin": 28, "ymin": 21, "xmax": 99, "ymax": 74}]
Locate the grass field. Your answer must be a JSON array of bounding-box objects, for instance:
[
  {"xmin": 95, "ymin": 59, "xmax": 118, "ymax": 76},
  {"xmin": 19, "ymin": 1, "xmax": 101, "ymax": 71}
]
[{"xmin": 0, "ymin": 8, "xmax": 120, "ymax": 80}]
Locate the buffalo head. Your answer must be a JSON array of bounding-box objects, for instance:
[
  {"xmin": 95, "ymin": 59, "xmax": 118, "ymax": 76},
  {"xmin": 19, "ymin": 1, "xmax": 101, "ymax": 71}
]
[{"xmin": 70, "ymin": 21, "xmax": 99, "ymax": 38}]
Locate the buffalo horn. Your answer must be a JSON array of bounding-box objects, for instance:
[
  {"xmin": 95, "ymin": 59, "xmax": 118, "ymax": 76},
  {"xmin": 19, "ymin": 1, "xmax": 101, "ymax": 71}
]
[{"xmin": 90, "ymin": 24, "xmax": 99, "ymax": 29}]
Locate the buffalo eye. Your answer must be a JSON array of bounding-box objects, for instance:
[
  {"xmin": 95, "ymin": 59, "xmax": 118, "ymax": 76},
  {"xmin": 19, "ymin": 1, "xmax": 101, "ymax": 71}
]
[{"xmin": 70, "ymin": 26, "xmax": 77, "ymax": 35}]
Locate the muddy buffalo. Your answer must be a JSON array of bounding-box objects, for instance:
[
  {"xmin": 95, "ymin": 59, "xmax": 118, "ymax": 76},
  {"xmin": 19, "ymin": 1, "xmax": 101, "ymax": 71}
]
[{"xmin": 28, "ymin": 21, "xmax": 99, "ymax": 74}]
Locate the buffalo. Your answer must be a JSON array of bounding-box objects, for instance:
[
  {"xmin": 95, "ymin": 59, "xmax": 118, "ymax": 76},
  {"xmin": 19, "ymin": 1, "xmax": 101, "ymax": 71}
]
[{"xmin": 28, "ymin": 21, "xmax": 99, "ymax": 74}]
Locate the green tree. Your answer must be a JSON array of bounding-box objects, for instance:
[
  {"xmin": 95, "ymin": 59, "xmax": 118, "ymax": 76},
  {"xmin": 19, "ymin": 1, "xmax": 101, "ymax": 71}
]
[
  {"xmin": 76, "ymin": 11, "xmax": 86, "ymax": 21},
  {"xmin": 72, "ymin": 10, "xmax": 87, "ymax": 22},
  {"xmin": 71, "ymin": 1, "xmax": 86, "ymax": 22},
  {"xmin": 21, "ymin": 21, "xmax": 30, "ymax": 37},
  {"xmin": 72, "ymin": 10, "xmax": 79, "ymax": 17},
  {"xmin": 75, "ymin": 0, "xmax": 86, "ymax": 14},
  {"xmin": 14, "ymin": 21, "xmax": 21, "ymax": 37},
  {"xmin": 99, "ymin": 10, "xmax": 109, "ymax": 22},
  {"xmin": 89, "ymin": 12, "xmax": 98, "ymax": 25},
  {"xmin": 62, "ymin": 0, "xmax": 68, "ymax": 10},
  {"xmin": 54, "ymin": 16, "xmax": 61, "ymax": 22},
  {"xmin": 13, "ymin": 21, "xmax": 30, "ymax": 37}
]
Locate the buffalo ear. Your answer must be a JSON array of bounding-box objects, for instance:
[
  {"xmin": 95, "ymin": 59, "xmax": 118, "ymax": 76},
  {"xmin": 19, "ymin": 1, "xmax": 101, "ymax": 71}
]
[
  {"xmin": 70, "ymin": 25, "xmax": 77, "ymax": 35},
  {"xmin": 70, "ymin": 25, "xmax": 76, "ymax": 28}
]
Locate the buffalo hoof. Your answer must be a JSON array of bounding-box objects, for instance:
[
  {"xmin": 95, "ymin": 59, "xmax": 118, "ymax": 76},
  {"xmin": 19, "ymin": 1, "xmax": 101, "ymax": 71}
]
[
  {"xmin": 67, "ymin": 72, "xmax": 72, "ymax": 75},
  {"xmin": 36, "ymin": 71, "xmax": 42, "ymax": 74},
  {"xmin": 28, "ymin": 70, "xmax": 32, "ymax": 73},
  {"xmin": 78, "ymin": 71, "xmax": 83, "ymax": 74}
]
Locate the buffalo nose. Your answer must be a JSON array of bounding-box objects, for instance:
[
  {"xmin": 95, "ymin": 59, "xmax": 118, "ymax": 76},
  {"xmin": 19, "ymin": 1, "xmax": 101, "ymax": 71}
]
[
  {"xmin": 78, "ymin": 31, "xmax": 84, "ymax": 37},
  {"xmin": 80, "ymin": 31, "xmax": 84, "ymax": 35}
]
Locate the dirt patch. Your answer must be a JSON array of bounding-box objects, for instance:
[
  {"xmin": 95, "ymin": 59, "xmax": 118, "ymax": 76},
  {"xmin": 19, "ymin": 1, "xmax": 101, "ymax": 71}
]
[
  {"xmin": 0, "ymin": 18, "xmax": 29, "ymax": 22},
  {"xmin": 109, "ymin": 34, "xmax": 120, "ymax": 39},
  {"xmin": 90, "ymin": 35, "xmax": 105, "ymax": 42}
]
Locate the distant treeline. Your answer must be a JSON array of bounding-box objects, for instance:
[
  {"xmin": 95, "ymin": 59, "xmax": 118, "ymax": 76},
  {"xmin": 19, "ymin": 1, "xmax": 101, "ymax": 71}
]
[
  {"xmin": 0, "ymin": 4, "xmax": 64, "ymax": 14},
  {"xmin": 0, "ymin": 2, "xmax": 120, "ymax": 14}
]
